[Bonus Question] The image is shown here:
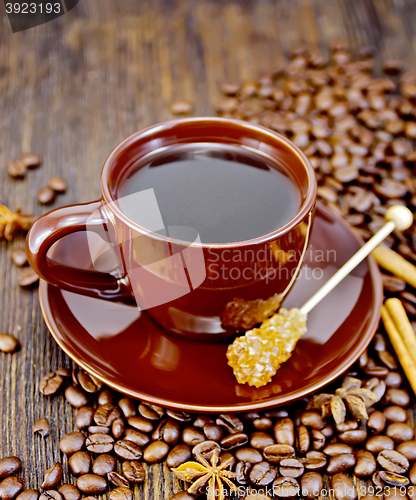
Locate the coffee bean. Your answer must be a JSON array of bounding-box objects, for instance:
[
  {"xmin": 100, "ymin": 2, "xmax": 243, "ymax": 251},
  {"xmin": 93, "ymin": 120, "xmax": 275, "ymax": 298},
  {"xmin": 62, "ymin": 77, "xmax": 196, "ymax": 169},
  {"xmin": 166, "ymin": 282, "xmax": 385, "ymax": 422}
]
[
  {"xmin": 377, "ymin": 450, "xmax": 409, "ymax": 473},
  {"xmin": 76, "ymin": 372, "xmax": 102, "ymax": 394},
  {"xmin": 167, "ymin": 444, "xmax": 192, "ymax": 469},
  {"xmin": 338, "ymin": 429, "xmax": 367, "ymax": 444},
  {"xmin": 143, "ymin": 441, "xmax": 169, "ymax": 463},
  {"xmin": 300, "ymin": 472, "xmax": 323, "ymax": 499},
  {"xmin": 327, "ymin": 453, "xmax": 356, "ymax": 474},
  {"xmin": 116, "ymin": 398, "xmax": 135, "ymax": 418},
  {"xmin": 112, "ymin": 418, "xmax": 124, "ymax": 439},
  {"xmin": 121, "ymin": 461, "xmax": 145, "ymax": 483},
  {"xmin": 366, "ymin": 435, "xmax": 395, "ymax": 453},
  {"xmin": 335, "ymin": 420, "xmax": 358, "ymax": 432},
  {"xmin": 253, "ymin": 418, "xmax": 273, "ymax": 431},
  {"xmin": 216, "ymin": 414, "xmax": 244, "ymax": 434},
  {"xmin": 372, "ymin": 471, "xmax": 384, "ymax": 490},
  {"xmin": 64, "ymin": 387, "xmax": 88, "ymax": 408},
  {"xmin": 181, "ymin": 427, "xmax": 205, "ymax": 446},
  {"xmin": 273, "ymin": 476, "xmax": 299, "ymax": 497},
  {"xmin": 97, "ymin": 390, "xmax": 113, "ymax": 406},
  {"xmin": 33, "ymin": 417, "xmax": 49, "ymax": 437},
  {"xmin": 192, "ymin": 441, "xmax": 221, "ymax": 461},
  {"xmin": 203, "ymin": 423, "xmax": 223, "ymax": 442},
  {"xmin": 386, "ymin": 422, "xmax": 414, "ymax": 442},
  {"xmin": 88, "ymin": 426, "xmax": 110, "ymax": 435},
  {"xmin": 37, "ymin": 186, "xmax": 56, "ymax": 205},
  {"xmin": 57, "ymin": 485, "xmax": 80, "ymax": 500},
  {"xmin": 20, "ymin": 153, "xmax": 42, "ymax": 169},
  {"xmin": 247, "ymin": 461, "xmax": 276, "ymax": 486},
  {"xmin": 250, "ymin": 432, "xmax": 275, "ymax": 450},
  {"xmin": 410, "ymin": 462, "xmax": 416, "ymax": 484},
  {"xmin": 235, "ymin": 461, "xmax": 251, "ymax": 485},
  {"xmin": 0, "ymin": 334, "xmax": 20, "ymax": 353},
  {"xmin": 76, "ymin": 475, "xmax": 107, "ymax": 494},
  {"xmin": 379, "ymin": 471, "xmax": 409, "ymax": 486},
  {"xmin": 385, "ymin": 388, "xmax": 410, "ymax": 407},
  {"xmin": 85, "ymin": 433, "xmax": 114, "ymax": 453},
  {"xmin": 367, "ymin": 410, "xmax": 386, "ymax": 434},
  {"xmin": 354, "ymin": 450, "xmax": 377, "ymax": 477},
  {"xmin": 193, "ymin": 416, "xmax": 214, "ymax": 428},
  {"xmin": 152, "ymin": 419, "xmax": 180, "ymax": 444},
  {"xmin": 47, "ymin": 177, "xmax": 67, "ymax": 193},
  {"xmin": 68, "ymin": 452, "xmax": 90, "ymax": 476},
  {"xmin": 220, "ymin": 432, "xmax": 248, "ymax": 450},
  {"xmin": 263, "ymin": 444, "xmax": 295, "ymax": 463},
  {"xmin": 311, "ymin": 429, "xmax": 325, "ymax": 450},
  {"xmin": 0, "ymin": 477, "xmax": 24, "ymax": 500},
  {"xmin": 59, "ymin": 432, "xmax": 86, "ymax": 455},
  {"xmin": 108, "ymin": 487, "xmax": 133, "ymax": 500},
  {"xmin": 11, "ymin": 248, "xmax": 28, "ymax": 267},
  {"xmin": 296, "ymin": 425, "xmax": 310, "ymax": 454},
  {"xmin": 0, "ymin": 457, "xmax": 22, "ymax": 478},
  {"xmin": 166, "ymin": 410, "xmax": 192, "ymax": 422},
  {"xmin": 397, "ymin": 441, "xmax": 416, "ymax": 461},
  {"xmin": 138, "ymin": 403, "xmax": 164, "ymax": 420},
  {"xmin": 94, "ymin": 404, "xmax": 121, "ymax": 426},
  {"xmin": 330, "ymin": 473, "xmax": 357, "ymax": 500},
  {"xmin": 323, "ymin": 443, "xmax": 353, "ymax": 456},
  {"xmin": 123, "ymin": 428, "xmax": 150, "ymax": 447},
  {"xmin": 39, "ymin": 492, "xmax": 62, "ymax": 500},
  {"xmin": 107, "ymin": 472, "xmax": 129, "ymax": 488},
  {"xmin": 7, "ymin": 160, "xmax": 26, "ymax": 179},
  {"xmin": 56, "ymin": 367, "xmax": 70, "ymax": 377},
  {"xmin": 382, "ymin": 275, "xmax": 406, "ymax": 292},
  {"xmin": 169, "ymin": 101, "xmax": 194, "ymax": 115},
  {"xmin": 114, "ymin": 440, "xmax": 142, "ymax": 460},
  {"xmin": 301, "ymin": 453, "xmax": 327, "ymax": 472},
  {"xmin": 383, "ymin": 405, "xmax": 408, "ymax": 423},
  {"xmin": 274, "ymin": 418, "xmax": 295, "ymax": 446},
  {"xmin": 364, "ymin": 378, "xmax": 386, "ymax": 400},
  {"xmin": 234, "ymin": 447, "xmax": 263, "ymax": 464},
  {"xmin": 126, "ymin": 416, "xmax": 153, "ymax": 433},
  {"xmin": 42, "ymin": 462, "xmax": 63, "ymax": 489},
  {"xmin": 279, "ymin": 458, "xmax": 304, "ymax": 478},
  {"xmin": 300, "ymin": 411, "xmax": 327, "ymax": 430},
  {"xmin": 91, "ymin": 455, "xmax": 116, "ymax": 476},
  {"xmin": 378, "ymin": 350, "xmax": 397, "ymax": 370},
  {"xmin": 16, "ymin": 490, "xmax": 40, "ymax": 500}
]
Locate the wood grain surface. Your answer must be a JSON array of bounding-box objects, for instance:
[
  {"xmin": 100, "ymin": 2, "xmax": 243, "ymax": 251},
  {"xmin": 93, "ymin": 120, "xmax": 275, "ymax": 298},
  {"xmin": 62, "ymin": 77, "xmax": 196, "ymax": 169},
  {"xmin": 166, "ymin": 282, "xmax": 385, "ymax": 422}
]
[{"xmin": 0, "ymin": 0, "xmax": 416, "ymax": 498}]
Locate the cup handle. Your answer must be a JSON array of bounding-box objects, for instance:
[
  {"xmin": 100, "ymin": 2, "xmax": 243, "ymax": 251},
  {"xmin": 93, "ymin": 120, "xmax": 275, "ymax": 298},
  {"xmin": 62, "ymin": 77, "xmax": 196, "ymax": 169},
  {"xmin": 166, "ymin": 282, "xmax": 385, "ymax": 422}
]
[{"xmin": 26, "ymin": 200, "xmax": 134, "ymax": 303}]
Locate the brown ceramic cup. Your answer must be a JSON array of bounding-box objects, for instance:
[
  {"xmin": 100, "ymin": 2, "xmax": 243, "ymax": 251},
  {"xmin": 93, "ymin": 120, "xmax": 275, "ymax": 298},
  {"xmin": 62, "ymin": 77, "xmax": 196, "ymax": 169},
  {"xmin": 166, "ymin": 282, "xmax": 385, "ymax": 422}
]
[{"xmin": 27, "ymin": 118, "xmax": 317, "ymax": 341}]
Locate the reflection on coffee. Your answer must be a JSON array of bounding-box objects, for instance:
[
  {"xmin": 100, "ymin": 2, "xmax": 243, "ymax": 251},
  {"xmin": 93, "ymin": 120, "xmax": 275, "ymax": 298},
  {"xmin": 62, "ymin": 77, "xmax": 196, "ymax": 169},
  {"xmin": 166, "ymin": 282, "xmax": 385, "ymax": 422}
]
[{"xmin": 118, "ymin": 144, "xmax": 301, "ymax": 243}]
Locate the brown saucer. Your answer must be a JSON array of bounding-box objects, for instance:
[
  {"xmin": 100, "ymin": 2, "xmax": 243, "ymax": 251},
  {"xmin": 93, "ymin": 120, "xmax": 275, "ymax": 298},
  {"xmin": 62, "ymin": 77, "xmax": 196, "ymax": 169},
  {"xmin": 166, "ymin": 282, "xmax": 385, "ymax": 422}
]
[{"xmin": 39, "ymin": 203, "xmax": 382, "ymax": 412}]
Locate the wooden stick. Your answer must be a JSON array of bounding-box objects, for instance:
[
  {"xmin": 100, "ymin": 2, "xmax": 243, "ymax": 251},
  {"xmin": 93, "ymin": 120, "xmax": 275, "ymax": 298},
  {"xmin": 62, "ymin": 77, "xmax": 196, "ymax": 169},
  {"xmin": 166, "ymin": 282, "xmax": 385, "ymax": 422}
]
[
  {"xmin": 373, "ymin": 244, "xmax": 416, "ymax": 289},
  {"xmin": 381, "ymin": 305, "xmax": 416, "ymax": 395},
  {"xmin": 385, "ymin": 298, "xmax": 416, "ymax": 367}
]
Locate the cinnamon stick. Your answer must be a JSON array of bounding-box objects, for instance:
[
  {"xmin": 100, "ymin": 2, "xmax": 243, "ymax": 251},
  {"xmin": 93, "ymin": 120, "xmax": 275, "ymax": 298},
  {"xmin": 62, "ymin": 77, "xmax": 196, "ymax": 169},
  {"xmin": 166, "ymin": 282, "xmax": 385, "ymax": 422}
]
[
  {"xmin": 373, "ymin": 244, "xmax": 416, "ymax": 289},
  {"xmin": 385, "ymin": 298, "xmax": 416, "ymax": 367},
  {"xmin": 381, "ymin": 305, "xmax": 416, "ymax": 395}
]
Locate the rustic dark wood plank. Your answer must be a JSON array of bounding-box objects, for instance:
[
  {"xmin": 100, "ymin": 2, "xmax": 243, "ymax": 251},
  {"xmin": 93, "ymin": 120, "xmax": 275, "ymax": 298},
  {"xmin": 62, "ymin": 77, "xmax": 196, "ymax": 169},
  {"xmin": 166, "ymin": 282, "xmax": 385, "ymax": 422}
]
[{"xmin": 0, "ymin": 0, "xmax": 416, "ymax": 498}]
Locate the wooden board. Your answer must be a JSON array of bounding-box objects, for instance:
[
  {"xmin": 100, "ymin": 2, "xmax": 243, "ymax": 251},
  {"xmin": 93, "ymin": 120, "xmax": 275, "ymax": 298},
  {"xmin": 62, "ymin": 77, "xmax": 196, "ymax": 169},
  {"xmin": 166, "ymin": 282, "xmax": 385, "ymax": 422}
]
[{"xmin": 0, "ymin": 0, "xmax": 416, "ymax": 498}]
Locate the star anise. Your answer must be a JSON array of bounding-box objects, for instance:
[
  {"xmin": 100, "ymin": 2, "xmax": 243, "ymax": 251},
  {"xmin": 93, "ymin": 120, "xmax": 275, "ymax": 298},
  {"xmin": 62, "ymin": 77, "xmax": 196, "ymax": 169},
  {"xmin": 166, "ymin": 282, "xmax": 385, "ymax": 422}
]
[
  {"xmin": 0, "ymin": 204, "xmax": 36, "ymax": 241},
  {"xmin": 307, "ymin": 376, "xmax": 380, "ymax": 425},
  {"xmin": 172, "ymin": 450, "xmax": 237, "ymax": 500}
]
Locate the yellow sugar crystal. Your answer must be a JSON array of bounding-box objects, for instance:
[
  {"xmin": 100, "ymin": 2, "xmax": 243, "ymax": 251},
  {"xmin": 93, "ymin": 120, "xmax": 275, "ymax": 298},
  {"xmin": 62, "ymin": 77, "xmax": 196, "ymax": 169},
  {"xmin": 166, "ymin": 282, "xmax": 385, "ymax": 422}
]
[{"xmin": 226, "ymin": 308, "xmax": 308, "ymax": 388}]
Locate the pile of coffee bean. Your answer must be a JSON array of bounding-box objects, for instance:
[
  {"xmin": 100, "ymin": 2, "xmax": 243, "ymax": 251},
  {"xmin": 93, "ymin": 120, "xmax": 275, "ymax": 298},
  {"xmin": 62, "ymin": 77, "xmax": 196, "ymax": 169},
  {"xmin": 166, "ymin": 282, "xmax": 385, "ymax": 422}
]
[{"xmin": 11, "ymin": 331, "xmax": 406, "ymax": 500}]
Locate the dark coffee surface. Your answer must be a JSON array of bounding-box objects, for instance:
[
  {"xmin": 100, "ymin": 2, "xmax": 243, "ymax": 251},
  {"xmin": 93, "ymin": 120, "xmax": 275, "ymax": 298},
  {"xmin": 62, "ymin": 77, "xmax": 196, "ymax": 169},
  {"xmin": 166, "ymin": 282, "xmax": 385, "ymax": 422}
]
[{"xmin": 118, "ymin": 145, "xmax": 301, "ymax": 243}]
